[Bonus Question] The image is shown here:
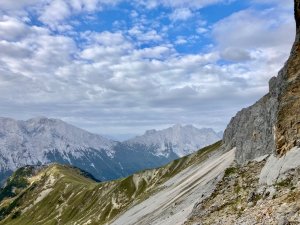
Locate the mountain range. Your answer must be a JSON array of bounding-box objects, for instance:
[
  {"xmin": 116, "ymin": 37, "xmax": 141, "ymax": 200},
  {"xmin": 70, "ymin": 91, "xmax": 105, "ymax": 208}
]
[
  {"xmin": 1, "ymin": 1, "xmax": 300, "ymax": 224},
  {"xmin": 0, "ymin": 117, "xmax": 221, "ymax": 183}
]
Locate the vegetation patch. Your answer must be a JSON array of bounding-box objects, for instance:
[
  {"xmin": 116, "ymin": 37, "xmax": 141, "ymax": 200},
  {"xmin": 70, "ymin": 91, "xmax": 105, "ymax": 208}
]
[
  {"xmin": 0, "ymin": 167, "xmax": 36, "ymax": 202},
  {"xmin": 224, "ymin": 167, "xmax": 237, "ymax": 177},
  {"xmin": 11, "ymin": 211, "xmax": 21, "ymax": 219},
  {"xmin": 276, "ymin": 178, "xmax": 293, "ymax": 189}
]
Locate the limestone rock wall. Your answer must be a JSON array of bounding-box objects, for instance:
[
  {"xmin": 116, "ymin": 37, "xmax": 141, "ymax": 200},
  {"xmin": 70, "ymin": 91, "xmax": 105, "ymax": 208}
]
[
  {"xmin": 275, "ymin": 0, "xmax": 300, "ymax": 155},
  {"xmin": 222, "ymin": 0, "xmax": 300, "ymax": 163},
  {"xmin": 222, "ymin": 79, "xmax": 278, "ymax": 164}
]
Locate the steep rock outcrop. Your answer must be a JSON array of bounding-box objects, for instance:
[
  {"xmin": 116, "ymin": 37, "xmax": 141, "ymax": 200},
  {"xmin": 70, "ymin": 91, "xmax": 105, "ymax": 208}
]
[
  {"xmin": 186, "ymin": 157, "xmax": 300, "ymax": 225},
  {"xmin": 275, "ymin": 0, "xmax": 300, "ymax": 155},
  {"xmin": 223, "ymin": 0, "xmax": 300, "ymax": 163},
  {"xmin": 222, "ymin": 80, "xmax": 278, "ymax": 164}
]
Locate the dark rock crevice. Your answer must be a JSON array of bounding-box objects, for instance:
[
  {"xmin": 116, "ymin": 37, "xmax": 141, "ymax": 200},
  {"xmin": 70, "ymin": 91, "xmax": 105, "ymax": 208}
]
[{"xmin": 295, "ymin": 0, "xmax": 300, "ymax": 30}]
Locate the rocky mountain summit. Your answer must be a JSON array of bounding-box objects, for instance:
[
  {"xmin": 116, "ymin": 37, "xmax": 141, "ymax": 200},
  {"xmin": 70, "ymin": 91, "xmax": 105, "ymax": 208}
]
[
  {"xmin": 0, "ymin": 116, "xmax": 116, "ymax": 165},
  {"xmin": 0, "ymin": 117, "xmax": 120, "ymax": 182},
  {"xmin": 126, "ymin": 124, "xmax": 221, "ymax": 157}
]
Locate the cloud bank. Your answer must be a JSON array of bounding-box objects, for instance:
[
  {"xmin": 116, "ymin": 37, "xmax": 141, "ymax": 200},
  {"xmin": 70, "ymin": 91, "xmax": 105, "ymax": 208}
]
[{"xmin": 0, "ymin": 0, "xmax": 295, "ymax": 137}]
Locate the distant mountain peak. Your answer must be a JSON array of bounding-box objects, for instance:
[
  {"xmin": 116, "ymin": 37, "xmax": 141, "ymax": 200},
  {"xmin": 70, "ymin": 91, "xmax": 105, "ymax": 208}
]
[
  {"xmin": 26, "ymin": 116, "xmax": 49, "ymax": 122},
  {"xmin": 0, "ymin": 117, "xmax": 116, "ymax": 178},
  {"xmin": 172, "ymin": 123, "xmax": 182, "ymax": 129},
  {"xmin": 145, "ymin": 129, "xmax": 157, "ymax": 135},
  {"xmin": 127, "ymin": 124, "xmax": 221, "ymax": 157}
]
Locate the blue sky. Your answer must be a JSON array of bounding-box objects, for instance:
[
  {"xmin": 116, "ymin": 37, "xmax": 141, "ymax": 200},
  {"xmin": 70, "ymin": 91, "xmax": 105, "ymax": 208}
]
[{"xmin": 0, "ymin": 0, "xmax": 295, "ymax": 139}]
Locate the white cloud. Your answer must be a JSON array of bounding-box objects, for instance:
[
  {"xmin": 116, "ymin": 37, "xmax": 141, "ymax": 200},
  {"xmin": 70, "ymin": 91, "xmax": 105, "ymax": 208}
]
[
  {"xmin": 38, "ymin": 0, "xmax": 71, "ymax": 28},
  {"xmin": 213, "ymin": 9, "xmax": 294, "ymax": 49},
  {"xmin": 0, "ymin": 0, "xmax": 41, "ymax": 10},
  {"xmin": 0, "ymin": 0, "xmax": 121, "ymax": 30},
  {"xmin": 132, "ymin": 45, "xmax": 175, "ymax": 59},
  {"xmin": 175, "ymin": 36, "xmax": 188, "ymax": 45},
  {"xmin": 0, "ymin": 18, "xmax": 76, "ymax": 79},
  {"xmin": 135, "ymin": 0, "xmax": 230, "ymax": 9},
  {"xmin": 128, "ymin": 26, "xmax": 163, "ymax": 43},
  {"xmin": 211, "ymin": 6, "xmax": 295, "ymax": 86},
  {"xmin": 196, "ymin": 27, "xmax": 208, "ymax": 34},
  {"xmin": 220, "ymin": 48, "xmax": 252, "ymax": 62},
  {"xmin": 169, "ymin": 8, "xmax": 193, "ymax": 21},
  {"xmin": 82, "ymin": 31, "xmax": 128, "ymax": 46},
  {"xmin": 130, "ymin": 10, "xmax": 139, "ymax": 18},
  {"xmin": 0, "ymin": 16, "xmax": 30, "ymax": 41},
  {"xmin": 0, "ymin": 18, "xmax": 234, "ymax": 133}
]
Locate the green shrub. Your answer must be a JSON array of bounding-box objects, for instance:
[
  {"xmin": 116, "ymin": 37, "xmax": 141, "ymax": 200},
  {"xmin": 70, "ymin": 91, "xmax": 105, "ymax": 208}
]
[{"xmin": 224, "ymin": 167, "xmax": 237, "ymax": 177}]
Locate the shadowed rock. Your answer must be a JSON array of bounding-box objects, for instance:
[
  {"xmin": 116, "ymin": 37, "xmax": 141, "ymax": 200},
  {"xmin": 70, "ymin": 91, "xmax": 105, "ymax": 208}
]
[
  {"xmin": 275, "ymin": 0, "xmax": 300, "ymax": 155},
  {"xmin": 295, "ymin": 0, "xmax": 300, "ymax": 29}
]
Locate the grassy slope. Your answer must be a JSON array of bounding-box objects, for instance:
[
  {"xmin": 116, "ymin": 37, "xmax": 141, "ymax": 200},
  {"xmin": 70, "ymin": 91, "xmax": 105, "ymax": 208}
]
[{"xmin": 0, "ymin": 141, "xmax": 222, "ymax": 225}]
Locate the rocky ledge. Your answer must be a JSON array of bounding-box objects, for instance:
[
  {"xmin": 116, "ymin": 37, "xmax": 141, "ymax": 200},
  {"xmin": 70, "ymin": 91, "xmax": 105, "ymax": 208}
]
[{"xmin": 185, "ymin": 153, "xmax": 300, "ymax": 225}]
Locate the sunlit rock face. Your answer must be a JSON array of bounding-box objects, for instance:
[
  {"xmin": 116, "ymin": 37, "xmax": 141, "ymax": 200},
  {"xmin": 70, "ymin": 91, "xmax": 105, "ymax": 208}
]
[{"xmin": 275, "ymin": 0, "xmax": 300, "ymax": 156}]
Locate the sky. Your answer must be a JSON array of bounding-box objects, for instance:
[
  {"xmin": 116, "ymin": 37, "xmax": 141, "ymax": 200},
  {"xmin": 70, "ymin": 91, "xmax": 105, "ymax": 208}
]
[{"xmin": 0, "ymin": 0, "xmax": 296, "ymax": 140}]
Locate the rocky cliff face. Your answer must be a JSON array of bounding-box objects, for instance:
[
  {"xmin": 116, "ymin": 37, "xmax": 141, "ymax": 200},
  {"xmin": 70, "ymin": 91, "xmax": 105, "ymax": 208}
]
[
  {"xmin": 222, "ymin": 92, "xmax": 277, "ymax": 164},
  {"xmin": 185, "ymin": 3, "xmax": 300, "ymax": 223},
  {"xmin": 275, "ymin": 0, "xmax": 300, "ymax": 156},
  {"xmin": 223, "ymin": 0, "xmax": 300, "ymax": 163},
  {"xmin": 222, "ymin": 74, "xmax": 281, "ymax": 164}
]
